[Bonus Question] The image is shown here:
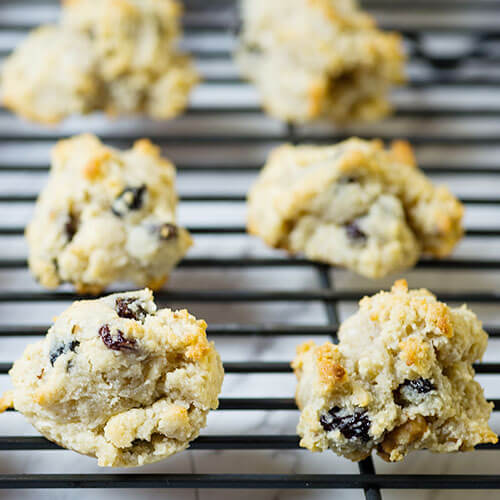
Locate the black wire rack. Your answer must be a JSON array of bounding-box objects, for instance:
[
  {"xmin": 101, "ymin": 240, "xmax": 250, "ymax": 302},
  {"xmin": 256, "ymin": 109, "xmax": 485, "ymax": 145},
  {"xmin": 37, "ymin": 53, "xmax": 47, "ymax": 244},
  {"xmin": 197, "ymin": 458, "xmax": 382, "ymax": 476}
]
[{"xmin": 1, "ymin": 0, "xmax": 500, "ymax": 497}]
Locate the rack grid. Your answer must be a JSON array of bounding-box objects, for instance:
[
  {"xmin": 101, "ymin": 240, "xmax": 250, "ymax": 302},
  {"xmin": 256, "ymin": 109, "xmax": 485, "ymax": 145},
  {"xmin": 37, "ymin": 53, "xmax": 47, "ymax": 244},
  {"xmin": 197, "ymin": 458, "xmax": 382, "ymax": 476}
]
[{"xmin": 1, "ymin": 0, "xmax": 500, "ymax": 497}]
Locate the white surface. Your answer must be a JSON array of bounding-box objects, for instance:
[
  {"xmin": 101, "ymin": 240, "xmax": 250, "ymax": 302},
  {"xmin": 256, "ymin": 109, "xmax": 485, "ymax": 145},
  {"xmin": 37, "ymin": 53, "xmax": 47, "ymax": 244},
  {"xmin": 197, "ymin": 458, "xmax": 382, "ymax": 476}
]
[{"xmin": 1, "ymin": 1, "xmax": 500, "ymax": 499}]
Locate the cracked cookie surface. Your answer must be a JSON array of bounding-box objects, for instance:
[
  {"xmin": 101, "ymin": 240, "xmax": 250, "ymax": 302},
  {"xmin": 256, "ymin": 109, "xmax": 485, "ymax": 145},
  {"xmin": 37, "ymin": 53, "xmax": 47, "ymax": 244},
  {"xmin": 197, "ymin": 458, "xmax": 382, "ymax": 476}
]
[
  {"xmin": 0, "ymin": 289, "xmax": 224, "ymax": 467},
  {"xmin": 292, "ymin": 280, "xmax": 497, "ymax": 462},
  {"xmin": 247, "ymin": 138, "xmax": 463, "ymax": 278},
  {"xmin": 26, "ymin": 134, "xmax": 192, "ymax": 294},
  {"xmin": 236, "ymin": 0, "xmax": 405, "ymax": 123},
  {"xmin": 2, "ymin": 0, "xmax": 198, "ymax": 123}
]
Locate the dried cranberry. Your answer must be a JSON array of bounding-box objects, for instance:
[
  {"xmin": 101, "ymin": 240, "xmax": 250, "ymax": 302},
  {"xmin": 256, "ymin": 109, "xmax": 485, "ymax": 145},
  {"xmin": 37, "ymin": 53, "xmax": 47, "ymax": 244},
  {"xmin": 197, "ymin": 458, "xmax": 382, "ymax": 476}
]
[
  {"xmin": 320, "ymin": 406, "xmax": 371, "ymax": 442},
  {"xmin": 65, "ymin": 213, "xmax": 78, "ymax": 242},
  {"xmin": 99, "ymin": 325, "xmax": 136, "ymax": 351},
  {"xmin": 345, "ymin": 221, "xmax": 367, "ymax": 243},
  {"xmin": 49, "ymin": 340, "xmax": 80, "ymax": 366},
  {"xmin": 115, "ymin": 297, "xmax": 147, "ymax": 322},
  {"xmin": 111, "ymin": 185, "xmax": 147, "ymax": 216},
  {"xmin": 158, "ymin": 223, "xmax": 178, "ymax": 241}
]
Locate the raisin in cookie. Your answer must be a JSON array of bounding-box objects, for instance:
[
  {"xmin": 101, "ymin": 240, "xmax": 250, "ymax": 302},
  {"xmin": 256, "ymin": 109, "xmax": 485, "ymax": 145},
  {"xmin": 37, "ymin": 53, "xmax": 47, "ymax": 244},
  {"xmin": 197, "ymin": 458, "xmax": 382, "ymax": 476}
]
[
  {"xmin": 236, "ymin": 0, "xmax": 405, "ymax": 123},
  {"xmin": 1, "ymin": 0, "xmax": 198, "ymax": 123},
  {"xmin": 26, "ymin": 134, "xmax": 192, "ymax": 294},
  {"xmin": 292, "ymin": 280, "xmax": 497, "ymax": 462},
  {"xmin": 0, "ymin": 289, "xmax": 224, "ymax": 467},
  {"xmin": 247, "ymin": 139, "xmax": 463, "ymax": 278}
]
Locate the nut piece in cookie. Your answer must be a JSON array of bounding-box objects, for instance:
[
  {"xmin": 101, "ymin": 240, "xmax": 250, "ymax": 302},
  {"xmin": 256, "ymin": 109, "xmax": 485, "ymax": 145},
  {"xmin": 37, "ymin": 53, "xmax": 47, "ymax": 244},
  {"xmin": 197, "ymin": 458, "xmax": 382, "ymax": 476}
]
[
  {"xmin": 26, "ymin": 134, "xmax": 192, "ymax": 294},
  {"xmin": 2, "ymin": 0, "xmax": 198, "ymax": 123},
  {"xmin": 247, "ymin": 138, "xmax": 464, "ymax": 278},
  {"xmin": 292, "ymin": 280, "xmax": 497, "ymax": 462},
  {"xmin": 0, "ymin": 289, "xmax": 224, "ymax": 467},
  {"xmin": 236, "ymin": 0, "xmax": 405, "ymax": 123}
]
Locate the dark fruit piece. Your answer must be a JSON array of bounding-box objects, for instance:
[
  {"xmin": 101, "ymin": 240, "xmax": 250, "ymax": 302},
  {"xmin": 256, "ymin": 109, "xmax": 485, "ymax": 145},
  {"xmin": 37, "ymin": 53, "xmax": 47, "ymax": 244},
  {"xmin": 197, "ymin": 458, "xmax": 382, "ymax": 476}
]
[
  {"xmin": 99, "ymin": 324, "xmax": 136, "ymax": 351},
  {"xmin": 158, "ymin": 223, "xmax": 178, "ymax": 241},
  {"xmin": 65, "ymin": 213, "xmax": 79, "ymax": 242},
  {"xmin": 51, "ymin": 258, "xmax": 60, "ymax": 279},
  {"xmin": 115, "ymin": 297, "xmax": 148, "ymax": 322},
  {"xmin": 320, "ymin": 406, "xmax": 371, "ymax": 442},
  {"xmin": 49, "ymin": 345, "xmax": 64, "ymax": 365},
  {"xmin": 244, "ymin": 43, "xmax": 263, "ymax": 55},
  {"xmin": 49, "ymin": 340, "xmax": 80, "ymax": 366},
  {"xmin": 345, "ymin": 221, "xmax": 367, "ymax": 243},
  {"xmin": 111, "ymin": 185, "xmax": 147, "ymax": 216},
  {"xmin": 400, "ymin": 378, "xmax": 435, "ymax": 394},
  {"xmin": 339, "ymin": 176, "xmax": 357, "ymax": 184},
  {"xmin": 394, "ymin": 377, "xmax": 435, "ymax": 406}
]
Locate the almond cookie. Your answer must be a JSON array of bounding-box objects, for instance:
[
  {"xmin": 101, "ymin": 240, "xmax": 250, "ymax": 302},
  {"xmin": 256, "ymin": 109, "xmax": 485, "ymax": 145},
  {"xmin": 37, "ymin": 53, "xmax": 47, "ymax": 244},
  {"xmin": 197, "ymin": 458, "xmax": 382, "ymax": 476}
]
[
  {"xmin": 292, "ymin": 280, "xmax": 497, "ymax": 462},
  {"xmin": 1, "ymin": 0, "xmax": 198, "ymax": 123},
  {"xmin": 26, "ymin": 134, "xmax": 192, "ymax": 294},
  {"xmin": 0, "ymin": 289, "xmax": 224, "ymax": 467},
  {"xmin": 0, "ymin": 26, "xmax": 103, "ymax": 124},
  {"xmin": 61, "ymin": 0, "xmax": 198, "ymax": 119},
  {"xmin": 247, "ymin": 139, "xmax": 463, "ymax": 278},
  {"xmin": 236, "ymin": 0, "xmax": 405, "ymax": 123}
]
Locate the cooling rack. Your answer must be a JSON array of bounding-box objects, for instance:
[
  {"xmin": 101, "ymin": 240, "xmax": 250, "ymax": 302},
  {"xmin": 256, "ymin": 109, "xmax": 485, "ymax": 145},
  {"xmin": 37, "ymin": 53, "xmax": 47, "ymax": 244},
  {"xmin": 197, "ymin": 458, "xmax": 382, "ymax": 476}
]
[{"xmin": 1, "ymin": 0, "xmax": 500, "ymax": 498}]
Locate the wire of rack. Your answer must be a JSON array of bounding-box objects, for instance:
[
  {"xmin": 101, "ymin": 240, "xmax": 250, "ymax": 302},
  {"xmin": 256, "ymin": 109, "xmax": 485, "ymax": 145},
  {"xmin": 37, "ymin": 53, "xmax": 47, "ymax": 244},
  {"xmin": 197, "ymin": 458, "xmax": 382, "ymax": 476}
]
[{"xmin": 1, "ymin": 0, "xmax": 500, "ymax": 497}]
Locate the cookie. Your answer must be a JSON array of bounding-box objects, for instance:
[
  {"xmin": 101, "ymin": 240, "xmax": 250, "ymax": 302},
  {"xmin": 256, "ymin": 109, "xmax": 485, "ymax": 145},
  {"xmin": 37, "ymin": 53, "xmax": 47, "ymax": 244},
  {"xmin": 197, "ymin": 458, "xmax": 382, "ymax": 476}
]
[
  {"xmin": 1, "ymin": 26, "xmax": 102, "ymax": 124},
  {"xmin": 247, "ymin": 139, "xmax": 463, "ymax": 278},
  {"xmin": 236, "ymin": 0, "xmax": 405, "ymax": 123},
  {"xmin": 61, "ymin": 0, "xmax": 198, "ymax": 119},
  {"xmin": 292, "ymin": 280, "xmax": 497, "ymax": 462},
  {"xmin": 0, "ymin": 289, "xmax": 224, "ymax": 467},
  {"xmin": 26, "ymin": 134, "xmax": 192, "ymax": 294},
  {"xmin": 1, "ymin": 0, "xmax": 198, "ymax": 123},
  {"xmin": 62, "ymin": 0, "xmax": 182, "ymax": 79}
]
